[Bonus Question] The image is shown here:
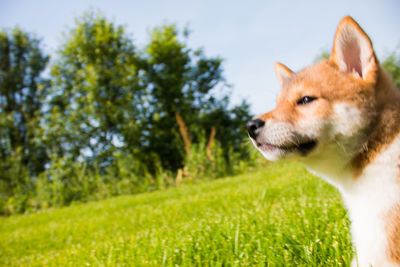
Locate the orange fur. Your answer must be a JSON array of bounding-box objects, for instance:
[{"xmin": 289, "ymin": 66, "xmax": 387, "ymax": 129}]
[
  {"xmin": 259, "ymin": 59, "xmax": 378, "ymax": 133},
  {"xmin": 274, "ymin": 62, "xmax": 294, "ymax": 85},
  {"xmin": 387, "ymin": 204, "xmax": 400, "ymax": 263}
]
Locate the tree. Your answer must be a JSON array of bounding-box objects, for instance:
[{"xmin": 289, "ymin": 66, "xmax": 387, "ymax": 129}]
[
  {"xmin": 140, "ymin": 24, "xmax": 251, "ymax": 172},
  {"xmin": 48, "ymin": 12, "xmax": 141, "ymax": 170},
  {"xmin": 0, "ymin": 14, "xmax": 255, "ymax": 214},
  {"xmin": 0, "ymin": 28, "xmax": 49, "ymax": 186},
  {"xmin": 382, "ymin": 50, "xmax": 400, "ymax": 89}
]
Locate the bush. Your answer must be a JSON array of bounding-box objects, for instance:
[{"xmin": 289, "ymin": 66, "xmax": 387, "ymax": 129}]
[
  {"xmin": 0, "ymin": 149, "xmax": 33, "ymax": 215},
  {"xmin": 184, "ymin": 135, "xmax": 264, "ymax": 182}
]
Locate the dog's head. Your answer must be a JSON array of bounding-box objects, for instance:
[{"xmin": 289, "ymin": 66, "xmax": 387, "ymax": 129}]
[{"xmin": 247, "ymin": 16, "xmax": 379, "ymax": 164}]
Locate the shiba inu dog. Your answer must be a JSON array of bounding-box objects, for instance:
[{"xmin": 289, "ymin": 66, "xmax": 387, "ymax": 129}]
[{"xmin": 247, "ymin": 16, "xmax": 400, "ymax": 266}]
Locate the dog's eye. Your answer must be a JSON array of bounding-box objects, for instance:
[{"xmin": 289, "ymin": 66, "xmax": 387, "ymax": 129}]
[{"xmin": 296, "ymin": 96, "xmax": 317, "ymax": 105}]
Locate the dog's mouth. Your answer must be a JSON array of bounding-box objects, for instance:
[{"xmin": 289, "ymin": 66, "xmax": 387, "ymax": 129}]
[{"xmin": 256, "ymin": 140, "xmax": 317, "ymax": 155}]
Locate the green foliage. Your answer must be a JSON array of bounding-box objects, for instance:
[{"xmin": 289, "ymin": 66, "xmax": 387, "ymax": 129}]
[
  {"xmin": 185, "ymin": 138, "xmax": 228, "ymax": 179},
  {"xmin": 0, "ymin": 162, "xmax": 353, "ymax": 266},
  {"xmin": 185, "ymin": 135, "xmax": 262, "ymax": 180},
  {"xmin": 199, "ymin": 99, "xmax": 253, "ymax": 164},
  {"xmin": 0, "ymin": 149, "xmax": 32, "ymax": 215},
  {"xmin": 48, "ymin": 12, "xmax": 140, "ymax": 167},
  {"xmin": 34, "ymin": 153, "xmax": 154, "ymax": 208},
  {"xmin": 382, "ymin": 49, "xmax": 400, "ymax": 88},
  {"xmin": 0, "ymin": 12, "xmax": 254, "ymax": 215},
  {"xmin": 2, "ymin": 11, "xmax": 397, "ymax": 216},
  {"xmin": 0, "ymin": 28, "xmax": 49, "ymax": 174},
  {"xmin": 141, "ymin": 24, "xmax": 251, "ymax": 172},
  {"xmin": 0, "ymin": 28, "xmax": 49, "ymax": 214},
  {"xmin": 313, "ymin": 51, "xmax": 330, "ymax": 62}
]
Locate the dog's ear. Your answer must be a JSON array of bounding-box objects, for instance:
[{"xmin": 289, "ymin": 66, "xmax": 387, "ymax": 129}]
[
  {"xmin": 274, "ymin": 62, "xmax": 293, "ymax": 85},
  {"xmin": 330, "ymin": 16, "xmax": 377, "ymax": 82}
]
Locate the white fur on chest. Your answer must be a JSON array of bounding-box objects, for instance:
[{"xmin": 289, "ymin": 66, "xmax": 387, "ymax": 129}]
[
  {"xmin": 343, "ymin": 136, "xmax": 400, "ymax": 267},
  {"xmin": 308, "ymin": 135, "xmax": 400, "ymax": 267}
]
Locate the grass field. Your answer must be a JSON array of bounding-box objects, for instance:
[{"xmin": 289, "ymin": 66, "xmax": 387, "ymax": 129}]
[{"xmin": 0, "ymin": 161, "xmax": 353, "ymax": 266}]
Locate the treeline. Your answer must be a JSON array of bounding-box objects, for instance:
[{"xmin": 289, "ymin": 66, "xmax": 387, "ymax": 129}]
[
  {"xmin": 1, "ymin": 12, "xmax": 399, "ymax": 216},
  {"xmin": 0, "ymin": 12, "xmax": 258, "ymax": 215}
]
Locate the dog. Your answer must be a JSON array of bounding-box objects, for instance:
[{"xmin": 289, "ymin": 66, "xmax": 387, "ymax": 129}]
[{"xmin": 247, "ymin": 16, "xmax": 400, "ymax": 266}]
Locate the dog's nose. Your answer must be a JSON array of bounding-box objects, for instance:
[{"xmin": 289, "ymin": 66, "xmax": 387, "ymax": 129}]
[{"xmin": 246, "ymin": 119, "xmax": 265, "ymax": 139}]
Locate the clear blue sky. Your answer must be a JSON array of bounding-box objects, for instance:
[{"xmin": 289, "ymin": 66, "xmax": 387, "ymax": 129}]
[{"xmin": 0, "ymin": 0, "xmax": 399, "ymax": 114}]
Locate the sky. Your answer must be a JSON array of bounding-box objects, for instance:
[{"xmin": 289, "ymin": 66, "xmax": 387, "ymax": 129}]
[{"xmin": 0, "ymin": 0, "xmax": 399, "ymax": 115}]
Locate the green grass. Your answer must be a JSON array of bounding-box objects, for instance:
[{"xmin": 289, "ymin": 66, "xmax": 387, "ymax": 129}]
[{"xmin": 0, "ymin": 162, "xmax": 353, "ymax": 266}]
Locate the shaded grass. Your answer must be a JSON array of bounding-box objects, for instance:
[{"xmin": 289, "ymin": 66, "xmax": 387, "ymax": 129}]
[{"xmin": 0, "ymin": 161, "xmax": 353, "ymax": 266}]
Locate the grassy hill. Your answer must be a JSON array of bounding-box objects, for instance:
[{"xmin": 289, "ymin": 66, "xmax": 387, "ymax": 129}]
[{"xmin": 0, "ymin": 162, "xmax": 353, "ymax": 266}]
